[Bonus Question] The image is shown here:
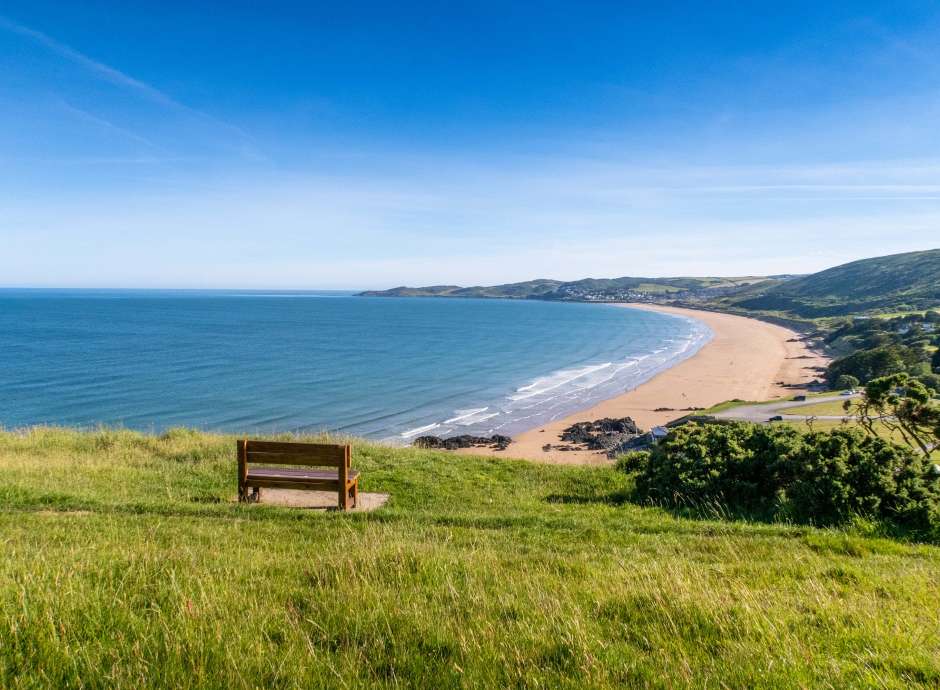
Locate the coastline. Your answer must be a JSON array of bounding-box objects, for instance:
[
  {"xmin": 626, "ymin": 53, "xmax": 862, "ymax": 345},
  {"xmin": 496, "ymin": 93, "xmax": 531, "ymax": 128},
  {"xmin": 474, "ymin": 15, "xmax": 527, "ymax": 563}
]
[{"xmin": 456, "ymin": 303, "xmax": 830, "ymax": 465}]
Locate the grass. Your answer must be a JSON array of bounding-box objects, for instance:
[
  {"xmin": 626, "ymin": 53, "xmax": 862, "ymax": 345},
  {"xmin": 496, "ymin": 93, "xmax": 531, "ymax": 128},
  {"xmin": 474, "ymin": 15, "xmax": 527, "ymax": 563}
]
[
  {"xmin": 784, "ymin": 399, "xmax": 859, "ymax": 416},
  {"xmin": 699, "ymin": 399, "xmax": 769, "ymax": 414},
  {"xmin": 2, "ymin": 427, "xmax": 940, "ymax": 688},
  {"xmin": 701, "ymin": 390, "xmax": 843, "ymax": 415}
]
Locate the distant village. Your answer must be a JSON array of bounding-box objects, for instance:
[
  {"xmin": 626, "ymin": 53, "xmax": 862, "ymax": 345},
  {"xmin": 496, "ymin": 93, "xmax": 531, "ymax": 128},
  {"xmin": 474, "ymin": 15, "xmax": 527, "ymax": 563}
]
[{"xmin": 550, "ymin": 284, "xmax": 746, "ymax": 303}]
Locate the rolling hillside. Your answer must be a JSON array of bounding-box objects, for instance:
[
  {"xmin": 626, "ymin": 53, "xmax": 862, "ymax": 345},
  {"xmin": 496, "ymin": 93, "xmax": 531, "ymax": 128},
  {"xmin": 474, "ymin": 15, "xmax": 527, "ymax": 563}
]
[
  {"xmin": 725, "ymin": 249, "xmax": 940, "ymax": 317},
  {"xmin": 360, "ymin": 276, "xmax": 778, "ymax": 302},
  {"xmin": 360, "ymin": 249, "xmax": 940, "ymax": 320}
]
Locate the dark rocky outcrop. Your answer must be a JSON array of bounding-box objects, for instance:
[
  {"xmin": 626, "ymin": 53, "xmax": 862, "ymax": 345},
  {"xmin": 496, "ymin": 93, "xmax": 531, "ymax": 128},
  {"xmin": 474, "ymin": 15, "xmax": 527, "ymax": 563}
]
[
  {"xmin": 559, "ymin": 417, "xmax": 642, "ymax": 452},
  {"xmin": 413, "ymin": 434, "xmax": 511, "ymax": 451}
]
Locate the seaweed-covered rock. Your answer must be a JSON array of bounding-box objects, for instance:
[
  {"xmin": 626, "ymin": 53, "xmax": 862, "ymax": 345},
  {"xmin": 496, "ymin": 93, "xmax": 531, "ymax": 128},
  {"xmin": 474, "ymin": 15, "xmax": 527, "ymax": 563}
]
[
  {"xmin": 413, "ymin": 434, "xmax": 511, "ymax": 451},
  {"xmin": 559, "ymin": 417, "xmax": 642, "ymax": 451}
]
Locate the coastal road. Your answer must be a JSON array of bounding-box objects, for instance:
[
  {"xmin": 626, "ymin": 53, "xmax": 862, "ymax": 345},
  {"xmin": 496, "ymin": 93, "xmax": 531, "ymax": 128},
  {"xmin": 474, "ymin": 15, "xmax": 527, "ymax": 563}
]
[{"xmin": 713, "ymin": 394, "xmax": 860, "ymax": 423}]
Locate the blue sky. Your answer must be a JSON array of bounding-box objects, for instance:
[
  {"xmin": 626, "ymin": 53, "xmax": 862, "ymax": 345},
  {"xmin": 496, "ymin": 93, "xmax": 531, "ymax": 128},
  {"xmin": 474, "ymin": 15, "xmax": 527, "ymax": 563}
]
[{"xmin": 2, "ymin": 1, "xmax": 939, "ymax": 288}]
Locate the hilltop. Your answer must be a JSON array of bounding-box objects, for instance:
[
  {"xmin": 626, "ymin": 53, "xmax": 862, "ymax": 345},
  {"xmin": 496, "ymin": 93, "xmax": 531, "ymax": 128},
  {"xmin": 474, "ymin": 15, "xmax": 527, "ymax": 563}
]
[{"xmin": 2, "ymin": 427, "xmax": 939, "ymax": 687}]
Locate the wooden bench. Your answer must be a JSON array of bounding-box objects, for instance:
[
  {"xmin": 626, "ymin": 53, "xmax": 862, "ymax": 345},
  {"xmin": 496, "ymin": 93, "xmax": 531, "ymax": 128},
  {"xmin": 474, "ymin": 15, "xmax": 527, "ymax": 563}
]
[{"xmin": 237, "ymin": 440, "xmax": 359, "ymax": 510}]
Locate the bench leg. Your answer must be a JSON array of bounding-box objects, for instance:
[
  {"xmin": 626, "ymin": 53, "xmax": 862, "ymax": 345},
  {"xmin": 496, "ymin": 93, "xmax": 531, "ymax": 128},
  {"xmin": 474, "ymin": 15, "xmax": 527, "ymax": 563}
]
[
  {"xmin": 339, "ymin": 484, "xmax": 350, "ymax": 511},
  {"xmin": 252, "ymin": 487, "xmax": 261, "ymax": 503},
  {"xmin": 352, "ymin": 481, "xmax": 359, "ymax": 508},
  {"xmin": 238, "ymin": 483, "xmax": 248, "ymax": 503}
]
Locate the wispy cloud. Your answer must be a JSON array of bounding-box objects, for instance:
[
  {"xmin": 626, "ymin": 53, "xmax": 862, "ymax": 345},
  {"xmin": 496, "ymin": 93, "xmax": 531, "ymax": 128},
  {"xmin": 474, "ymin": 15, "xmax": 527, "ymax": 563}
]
[
  {"xmin": 0, "ymin": 14, "xmax": 260, "ymax": 153},
  {"xmin": 55, "ymin": 98, "xmax": 160, "ymax": 150}
]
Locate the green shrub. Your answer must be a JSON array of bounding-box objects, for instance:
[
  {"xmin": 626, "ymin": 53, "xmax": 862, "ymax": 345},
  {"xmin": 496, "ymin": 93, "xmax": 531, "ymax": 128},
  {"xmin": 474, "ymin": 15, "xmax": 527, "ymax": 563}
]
[
  {"xmin": 631, "ymin": 422, "xmax": 940, "ymax": 539},
  {"xmin": 834, "ymin": 374, "xmax": 860, "ymax": 390},
  {"xmin": 917, "ymin": 372, "xmax": 940, "ymax": 397},
  {"xmin": 635, "ymin": 423, "xmax": 801, "ymax": 517},
  {"xmin": 614, "ymin": 450, "xmax": 650, "ymax": 473},
  {"xmin": 778, "ymin": 428, "xmax": 940, "ymax": 532}
]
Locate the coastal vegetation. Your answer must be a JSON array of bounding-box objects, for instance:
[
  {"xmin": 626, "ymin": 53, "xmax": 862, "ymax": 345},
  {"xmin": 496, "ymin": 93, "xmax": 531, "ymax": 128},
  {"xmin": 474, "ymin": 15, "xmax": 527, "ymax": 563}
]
[
  {"xmin": 624, "ymin": 421, "xmax": 940, "ymax": 540},
  {"xmin": 851, "ymin": 374, "xmax": 940, "ymax": 458},
  {"xmin": 823, "ymin": 311, "xmax": 940, "ymax": 389},
  {"xmin": 2, "ymin": 426, "xmax": 940, "ymax": 688}
]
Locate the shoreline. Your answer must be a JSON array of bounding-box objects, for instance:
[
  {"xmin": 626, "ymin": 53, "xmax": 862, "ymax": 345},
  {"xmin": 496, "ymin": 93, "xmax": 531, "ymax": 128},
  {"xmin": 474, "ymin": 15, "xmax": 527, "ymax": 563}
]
[{"xmin": 456, "ymin": 303, "xmax": 830, "ymax": 465}]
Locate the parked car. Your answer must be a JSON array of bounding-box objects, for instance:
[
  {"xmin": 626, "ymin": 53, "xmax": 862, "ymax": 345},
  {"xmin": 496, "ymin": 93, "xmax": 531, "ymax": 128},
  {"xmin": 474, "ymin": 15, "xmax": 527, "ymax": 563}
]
[{"xmin": 769, "ymin": 415, "xmax": 784, "ymax": 422}]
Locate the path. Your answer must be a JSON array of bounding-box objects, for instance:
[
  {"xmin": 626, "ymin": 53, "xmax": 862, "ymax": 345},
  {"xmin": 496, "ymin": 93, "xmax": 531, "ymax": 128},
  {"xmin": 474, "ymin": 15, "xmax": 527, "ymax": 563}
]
[{"xmin": 713, "ymin": 394, "xmax": 859, "ymax": 423}]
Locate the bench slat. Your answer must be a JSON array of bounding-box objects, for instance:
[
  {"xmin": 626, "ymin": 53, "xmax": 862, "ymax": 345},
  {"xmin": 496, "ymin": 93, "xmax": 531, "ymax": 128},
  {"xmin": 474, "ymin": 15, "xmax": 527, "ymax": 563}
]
[
  {"xmin": 247, "ymin": 467, "xmax": 360, "ymax": 482},
  {"xmin": 245, "ymin": 440, "xmax": 347, "ymax": 456},
  {"xmin": 246, "ymin": 451, "xmax": 346, "ymax": 467},
  {"xmin": 244, "ymin": 477, "xmax": 342, "ymax": 491}
]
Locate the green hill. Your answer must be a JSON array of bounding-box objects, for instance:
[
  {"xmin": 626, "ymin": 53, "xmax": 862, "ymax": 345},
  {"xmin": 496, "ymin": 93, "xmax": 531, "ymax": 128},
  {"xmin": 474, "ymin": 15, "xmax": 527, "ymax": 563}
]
[
  {"xmin": 358, "ymin": 279, "xmax": 566, "ymax": 298},
  {"xmin": 360, "ymin": 249, "xmax": 940, "ymax": 320},
  {"xmin": 2, "ymin": 428, "xmax": 939, "ymax": 687},
  {"xmin": 360, "ymin": 276, "xmax": 774, "ymax": 301},
  {"xmin": 727, "ymin": 249, "xmax": 940, "ymax": 318}
]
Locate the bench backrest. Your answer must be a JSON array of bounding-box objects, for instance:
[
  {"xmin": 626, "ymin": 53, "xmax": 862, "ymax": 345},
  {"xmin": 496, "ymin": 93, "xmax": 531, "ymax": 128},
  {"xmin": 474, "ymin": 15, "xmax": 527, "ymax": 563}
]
[{"xmin": 237, "ymin": 440, "xmax": 351, "ymax": 484}]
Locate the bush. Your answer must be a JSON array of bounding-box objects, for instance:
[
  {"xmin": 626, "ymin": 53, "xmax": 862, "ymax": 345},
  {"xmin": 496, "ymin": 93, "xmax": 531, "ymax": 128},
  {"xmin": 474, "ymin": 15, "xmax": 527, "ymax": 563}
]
[
  {"xmin": 779, "ymin": 429, "xmax": 940, "ymax": 532},
  {"xmin": 834, "ymin": 374, "xmax": 859, "ymax": 390},
  {"xmin": 826, "ymin": 346, "xmax": 907, "ymax": 385},
  {"xmin": 614, "ymin": 450, "xmax": 649, "ymax": 474},
  {"xmin": 630, "ymin": 422, "xmax": 940, "ymax": 539},
  {"xmin": 917, "ymin": 372, "xmax": 940, "ymax": 397},
  {"xmin": 634, "ymin": 423, "xmax": 802, "ymax": 516}
]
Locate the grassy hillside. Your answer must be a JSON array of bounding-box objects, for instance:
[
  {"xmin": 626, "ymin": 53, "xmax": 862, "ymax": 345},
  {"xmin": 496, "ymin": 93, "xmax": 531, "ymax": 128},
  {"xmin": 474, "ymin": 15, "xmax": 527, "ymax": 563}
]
[
  {"xmin": 360, "ymin": 249, "xmax": 940, "ymax": 322},
  {"xmin": 2, "ymin": 428, "xmax": 939, "ymax": 688},
  {"xmin": 726, "ymin": 249, "xmax": 940, "ymax": 318},
  {"xmin": 361, "ymin": 276, "xmax": 775, "ymax": 301},
  {"xmin": 359, "ymin": 280, "xmax": 565, "ymax": 298}
]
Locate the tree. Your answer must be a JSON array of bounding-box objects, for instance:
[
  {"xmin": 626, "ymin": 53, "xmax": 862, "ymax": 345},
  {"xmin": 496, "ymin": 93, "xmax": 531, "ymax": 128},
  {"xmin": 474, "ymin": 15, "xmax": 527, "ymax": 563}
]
[
  {"xmin": 933, "ymin": 348, "xmax": 940, "ymax": 374},
  {"xmin": 827, "ymin": 346, "xmax": 907, "ymax": 385},
  {"xmin": 852, "ymin": 373, "xmax": 940, "ymax": 456},
  {"xmin": 918, "ymin": 372, "xmax": 940, "ymax": 397},
  {"xmin": 834, "ymin": 374, "xmax": 860, "ymax": 390}
]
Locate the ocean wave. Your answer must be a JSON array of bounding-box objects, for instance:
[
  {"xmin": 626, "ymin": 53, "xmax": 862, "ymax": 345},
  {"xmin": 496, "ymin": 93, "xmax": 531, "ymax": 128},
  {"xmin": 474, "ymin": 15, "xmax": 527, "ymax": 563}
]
[
  {"xmin": 444, "ymin": 407, "xmax": 490, "ymax": 424},
  {"xmin": 391, "ymin": 314, "xmax": 713, "ymax": 442},
  {"xmin": 509, "ymin": 362, "xmax": 614, "ymax": 401},
  {"xmin": 400, "ymin": 422, "xmax": 440, "ymax": 438}
]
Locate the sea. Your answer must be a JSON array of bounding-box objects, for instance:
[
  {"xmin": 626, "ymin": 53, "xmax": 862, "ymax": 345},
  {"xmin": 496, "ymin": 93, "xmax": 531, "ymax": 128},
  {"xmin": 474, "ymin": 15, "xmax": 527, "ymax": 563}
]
[{"xmin": 0, "ymin": 290, "xmax": 711, "ymax": 441}]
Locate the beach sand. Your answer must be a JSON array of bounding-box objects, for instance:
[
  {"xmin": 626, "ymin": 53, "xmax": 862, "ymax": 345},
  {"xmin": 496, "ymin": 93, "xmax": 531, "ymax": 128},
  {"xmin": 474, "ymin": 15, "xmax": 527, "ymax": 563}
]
[{"xmin": 456, "ymin": 304, "xmax": 829, "ymax": 465}]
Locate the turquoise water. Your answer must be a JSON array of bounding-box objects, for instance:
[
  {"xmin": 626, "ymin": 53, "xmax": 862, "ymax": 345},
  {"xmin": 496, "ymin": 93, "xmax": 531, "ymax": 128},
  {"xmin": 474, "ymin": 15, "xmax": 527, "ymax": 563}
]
[{"xmin": 0, "ymin": 290, "xmax": 710, "ymax": 440}]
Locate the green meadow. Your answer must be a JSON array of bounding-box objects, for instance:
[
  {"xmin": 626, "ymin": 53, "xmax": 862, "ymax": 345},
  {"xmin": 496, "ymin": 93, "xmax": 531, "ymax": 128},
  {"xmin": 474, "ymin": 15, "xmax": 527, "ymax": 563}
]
[{"xmin": 2, "ymin": 427, "xmax": 939, "ymax": 688}]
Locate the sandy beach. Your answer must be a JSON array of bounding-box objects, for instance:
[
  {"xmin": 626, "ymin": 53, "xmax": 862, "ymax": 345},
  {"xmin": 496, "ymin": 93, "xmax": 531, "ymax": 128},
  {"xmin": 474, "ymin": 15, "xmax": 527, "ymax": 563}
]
[{"xmin": 458, "ymin": 304, "xmax": 829, "ymax": 465}]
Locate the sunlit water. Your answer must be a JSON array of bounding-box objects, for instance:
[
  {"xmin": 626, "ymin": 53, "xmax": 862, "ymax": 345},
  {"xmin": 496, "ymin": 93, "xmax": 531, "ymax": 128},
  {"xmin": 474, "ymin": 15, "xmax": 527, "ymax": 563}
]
[{"xmin": 0, "ymin": 290, "xmax": 710, "ymax": 441}]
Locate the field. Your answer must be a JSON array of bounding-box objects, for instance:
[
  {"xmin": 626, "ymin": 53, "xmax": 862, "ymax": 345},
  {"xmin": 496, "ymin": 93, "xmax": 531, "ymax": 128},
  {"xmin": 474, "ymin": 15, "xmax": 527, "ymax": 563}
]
[{"xmin": 2, "ymin": 427, "xmax": 939, "ymax": 688}]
